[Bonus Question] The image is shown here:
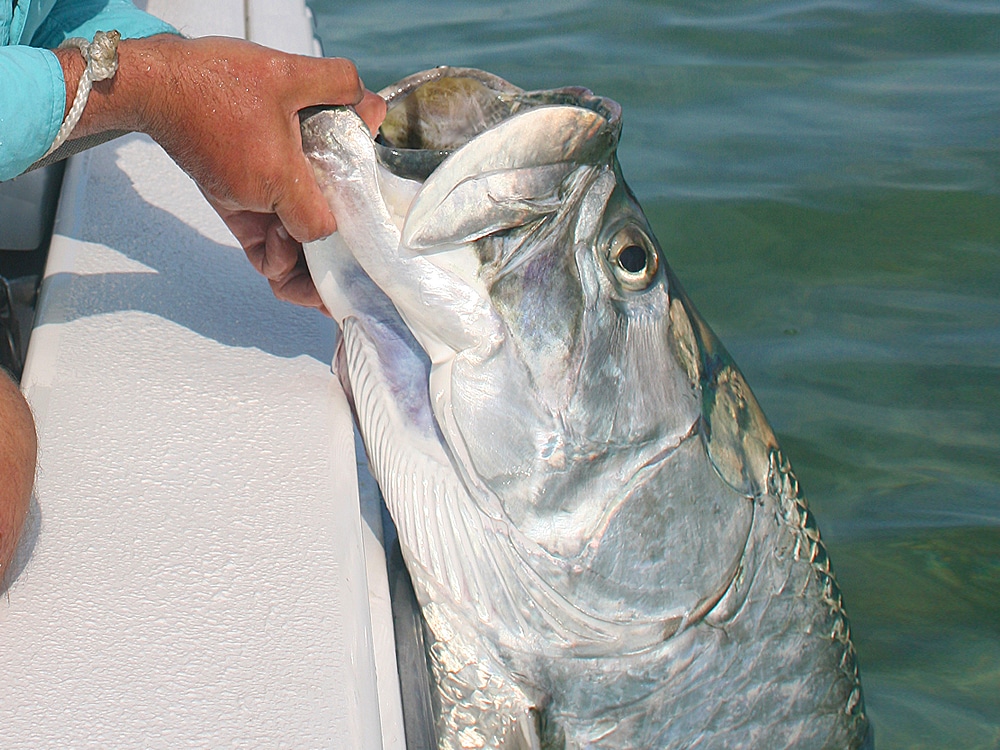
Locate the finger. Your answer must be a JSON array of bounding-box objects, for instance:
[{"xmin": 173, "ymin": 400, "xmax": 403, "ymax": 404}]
[
  {"xmin": 212, "ymin": 207, "xmax": 272, "ymax": 273},
  {"xmin": 356, "ymin": 90, "xmax": 388, "ymax": 136},
  {"xmin": 243, "ymin": 236, "xmax": 267, "ymax": 277},
  {"xmin": 273, "ymin": 159, "xmax": 337, "ymax": 243},
  {"xmin": 286, "ymin": 55, "xmax": 364, "ymax": 110},
  {"xmin": 203, "ymin": 192, "xmax": 267, "ymax": 243},
  {"xmin": 269, "ymin": 263, "xmax": 326, "ymax": 310},
  {"xmin": 232, "ymin": 213, "xmax": 304, "ymax": 281},
  {"xmin": 260, "ymin": 220, "xmax": 303, "ymax": 280},
  {"xmin": 221, "ymin": 212, "xmax": 278, "ymax": 276}
]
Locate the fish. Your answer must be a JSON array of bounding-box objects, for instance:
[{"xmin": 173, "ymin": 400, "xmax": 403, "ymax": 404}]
[{"xmin": 301, "ymin": 67, "xmax": 873, "ymax": 750}]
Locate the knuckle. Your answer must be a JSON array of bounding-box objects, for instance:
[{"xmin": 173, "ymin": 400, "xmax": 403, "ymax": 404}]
[
  {"xmin": 327, "ymin": 57, "xmax": 362, "ymax": 98},
  {"xmin": 243, "ymin": 241, "xmax": 267, "ymax": 274},
  {"xmin": 332, "ymin": 57, "xmax": 359, "ymax": 82}
]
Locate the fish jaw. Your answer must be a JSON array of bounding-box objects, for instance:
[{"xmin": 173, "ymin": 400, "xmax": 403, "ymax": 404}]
[{"xmin": 302, "ymin": 106, "xmax": 502, "ymax": 368}]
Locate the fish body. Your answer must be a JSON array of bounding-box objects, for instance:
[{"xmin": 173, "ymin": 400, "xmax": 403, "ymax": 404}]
[{"xmin": 302, "ymin": 67, "xmax": 871, "ymax": 749}]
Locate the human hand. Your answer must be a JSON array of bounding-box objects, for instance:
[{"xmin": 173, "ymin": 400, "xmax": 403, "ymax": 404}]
[
  {"xmin": 58, "ymin": 34, "xmax": 387, "ymax": 310},
  {"xmin": 199, "ymin": 86, "xmax": 387, "ymax": 311}
]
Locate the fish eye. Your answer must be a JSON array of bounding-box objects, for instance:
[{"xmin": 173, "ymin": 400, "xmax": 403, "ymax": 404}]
[
  {"xmin": 607, "ymin": 227, "xmax": 659, "ymax": 291},
  {"xmin": 618, "ymin": 245, "xmax": 647, "ymax": 273}
]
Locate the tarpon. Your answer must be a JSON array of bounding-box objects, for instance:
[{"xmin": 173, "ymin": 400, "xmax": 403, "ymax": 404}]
[{"xmin": 301, "ymin": 67, "xmax": 872, "ymax": 749}]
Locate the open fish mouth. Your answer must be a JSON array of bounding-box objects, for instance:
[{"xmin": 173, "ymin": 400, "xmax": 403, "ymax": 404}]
[{"xmin": 373, "ymin": 66, "xmax": 622, "ymax": 181}]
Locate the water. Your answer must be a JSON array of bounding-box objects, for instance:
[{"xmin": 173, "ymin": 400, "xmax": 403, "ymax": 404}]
[{"xmin": 307, "ymin": 1, "xmax": 1000, "ymax": 747}]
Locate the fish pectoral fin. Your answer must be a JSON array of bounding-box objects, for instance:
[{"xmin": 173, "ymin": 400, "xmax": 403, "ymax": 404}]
[
  {"xmin": 339, "ymin": 316, "xmax": 496, "ymax": 601},
  {"xmin": 341, "ymin": 316, "xmax": 550, "ymax": 747}
]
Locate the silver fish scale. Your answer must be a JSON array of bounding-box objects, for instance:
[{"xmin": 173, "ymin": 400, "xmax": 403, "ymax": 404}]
[{"xmin": 302, "ymin": 67, "xmax": 873, "ymax": 749}]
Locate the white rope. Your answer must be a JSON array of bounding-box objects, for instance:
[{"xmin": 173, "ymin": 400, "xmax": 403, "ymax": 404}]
[{"xmin": 43, "ymin": 30, "xmax": 121, "ymax": 158}]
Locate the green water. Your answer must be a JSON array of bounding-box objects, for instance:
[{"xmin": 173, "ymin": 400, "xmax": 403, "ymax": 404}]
[{"xmin": 308, "ymin": 1, "xmax": 1000, "ymax": 747}]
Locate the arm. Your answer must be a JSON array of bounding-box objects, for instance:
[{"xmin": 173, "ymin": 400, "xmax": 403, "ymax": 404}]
[
  {"xmin": 3, "ymin": 0, "xmax": 386, "ymax": 309},
  {"xmin": 0, "ymin": 367, "xmax": 35, "ymax": 583},
  {"xmin": 52, "ymin": 34, "xmax": 385, "ymax": 309},
  {"xmin": 0, "ymin": 0, "xmax": 176, "ymax": 180}
]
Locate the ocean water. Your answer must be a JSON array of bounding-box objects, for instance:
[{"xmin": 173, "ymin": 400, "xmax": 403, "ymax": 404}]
[{"xmin": 307, "ymin": 1, "xmax": 1000, "ymax": 747}]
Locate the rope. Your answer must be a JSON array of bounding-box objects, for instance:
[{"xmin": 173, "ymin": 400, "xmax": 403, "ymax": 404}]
[{"xmin": 43, "ymin": 30, "xmax": 121, "ymax": 159}]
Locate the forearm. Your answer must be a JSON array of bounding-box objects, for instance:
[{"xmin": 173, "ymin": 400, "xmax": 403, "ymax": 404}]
[
  {"xmin": 0, "ymin": 0, "xmax": 177, "ymax": 181},
  {"xmin": 54, "ymin": 33, "xmax": 177, "ymax": 140},
  {"xmin": 0, "ymin": 369, "xmax": 35, "ymax": 579}
]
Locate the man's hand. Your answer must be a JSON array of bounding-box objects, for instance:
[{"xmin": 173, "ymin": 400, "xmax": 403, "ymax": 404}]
[
  {"xmin": 199, "ymin": 87, "xmax": 386, "ymax": 311},
  {"xmin": 57, "ymin": 34, "xmax": 387, "ymax": 311}
]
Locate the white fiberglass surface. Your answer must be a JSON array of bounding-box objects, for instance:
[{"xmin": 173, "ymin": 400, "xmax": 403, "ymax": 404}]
[{"xmin": 0, "ymin": 1, "xmax": 401, "ymax": 747}]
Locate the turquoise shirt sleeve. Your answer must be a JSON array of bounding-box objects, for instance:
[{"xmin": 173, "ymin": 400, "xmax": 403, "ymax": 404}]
[
  {"xmin": 30, "ymin": 0, "xmax": 177, "ymax": 49},
  {"xmin": 0, "ymin": 1, "xmax": 178, "ymax": 181},
  {"xmin": 0, "ymin": 46, "xmax": 65, "ymax": 180}
]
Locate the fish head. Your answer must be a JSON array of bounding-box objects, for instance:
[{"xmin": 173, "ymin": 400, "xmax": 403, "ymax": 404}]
[
  {"xmin": 383, "ymin": 73, "xmax": 690, "ymax": 434},
  {"xmin": 374, "ymin": 71, "xmax": 761, "ymax": 551},
  {"xmin": 310, "ymin": 69, "xmax": 778, "ymax": 568}
]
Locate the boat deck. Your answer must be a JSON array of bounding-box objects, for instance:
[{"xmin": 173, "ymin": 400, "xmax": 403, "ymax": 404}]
[{"xmin": 0, "ymin": 2, "xmax": 404, "ymax": 747}]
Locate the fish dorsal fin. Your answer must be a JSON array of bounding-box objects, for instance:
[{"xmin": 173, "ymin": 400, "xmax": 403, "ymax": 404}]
[{"xmin": 402, "ymin": 105, "xmax": 615, "ymax": 249}]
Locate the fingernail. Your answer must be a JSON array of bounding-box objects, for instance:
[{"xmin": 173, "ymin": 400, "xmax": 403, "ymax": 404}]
[{"xmin": 276, "ymin": 224, "xmax": 290, "ymax": 241}]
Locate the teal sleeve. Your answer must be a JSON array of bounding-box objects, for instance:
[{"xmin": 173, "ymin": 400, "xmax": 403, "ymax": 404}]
[
  {"xmin": 0, "ymin": 46, "xmax": 64, "ymax": 181},
  {"xmin": 32, "ymin": 0, "xmax": 178, "ymax": 48},
  {"xmin": 0, "ymin": 3, "xmax": 178, "ymax": 181}
]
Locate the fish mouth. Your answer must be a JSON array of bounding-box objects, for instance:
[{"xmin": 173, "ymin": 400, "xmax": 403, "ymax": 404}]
[{"xmin": 374, "ymin": 66, "xmax": 622, "ymax": 181}]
